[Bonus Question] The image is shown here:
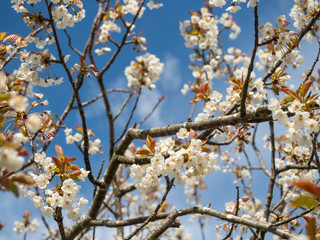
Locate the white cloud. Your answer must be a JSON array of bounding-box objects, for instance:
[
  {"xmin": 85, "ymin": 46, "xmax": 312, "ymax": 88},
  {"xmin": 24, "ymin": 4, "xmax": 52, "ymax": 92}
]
[{"xmin": 159, "ymin": 53, "xmax": 182, "ymax": 90}]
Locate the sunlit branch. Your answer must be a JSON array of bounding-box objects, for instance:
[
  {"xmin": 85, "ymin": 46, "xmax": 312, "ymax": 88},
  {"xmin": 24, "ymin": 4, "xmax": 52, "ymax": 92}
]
[
  {"xmin": 271, "ymin": 187, "xmax": 290, "ymax": 214},
  {"xmin": 276, "ymin": 164, "xmax": 318, "ymax": 173},
  {"xmin": 89, "ymin": 206, "xmax": 296, "ymax": 239},
  {"xmin": 143, "ymin": 209, "xmax": 180, "ymax": 240},
  {"xmin": 114, "ymin": 154, "xmax": 151, "ymax": 165}
]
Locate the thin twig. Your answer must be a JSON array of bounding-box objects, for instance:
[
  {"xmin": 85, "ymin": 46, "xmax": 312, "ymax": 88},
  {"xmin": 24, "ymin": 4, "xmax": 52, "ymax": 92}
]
[
  {"xmin": 273, "ymin": 207, "xmax": 318, "ymax": 227},
  {"xmin": 223, "ymin": 186, "xmax": 240, "ymax": 240},
  {"xmin": 63, "ymin": 29, "xmax": 84, "ymax": 58},
  {"xmin": 113, "ymin": 92, "xmax": 134, "ymax": 121},
  {"xmin": 125, "ymin": 177, "xmax": 175, "ymax": 240},
  {"xmin": 136, "ymin": 94, "xmax": 165, "ymax": 129},
  {"xmin": 207, "ymin": 125, "xmax": 244, "ymax": 145},
  {"xmin": 240, "ymin": 6, "xmax": 259, "ymax": 117},
  {"xmin": 252, "ymin": 123, "xmax": 272, "ymax": 178},
  {"xmin": 45, "ymin": 0, "xmax": 104, "ymax": 188},
  {"xmin": 114, "ymin": 89, "xmax": 141, "ymax": 144}
]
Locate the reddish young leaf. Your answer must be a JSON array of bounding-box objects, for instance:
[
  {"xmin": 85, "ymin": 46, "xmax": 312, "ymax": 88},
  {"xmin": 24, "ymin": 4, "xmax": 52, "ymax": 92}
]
[
  {"xmin": 282, "ymin": 20, "xmax": 290, "ymax": 28},
  {"xmin": 289, "ymin": 35, "xmax": 300, "ymax": 49},
  {"xmin": 0, "ymin": 222, "xmax": 6, "ymax": 231},
  {"xmin": 52, "ymin": 156, "xmax": 62, "ymax": 170},
  {"xmin": 73, "ymin": 0, "xmax": 83, "ymax": 10},
  {"xmin": 300, "ymin": 77, "xmax": 314, "ymax": 98},
  {"xmin": 136, "ymin": 148, "xmax": 152, "ymax": 156},
  {"xmin": 70, "ymin": 170, "xmax": 81, "ymax": 176},
  {"xmin": 146, "ymin": 135, "xmax": 155, "ymax": 152},
  {"xmin": 55, "ymin": 144, "xmax": 64, "ymax": 158},
  {"xmin": 303, "ymin": 216, "xmax": 312, "ymax": 223},
  {"xmin": 2, "ymin": 34, "xmax": 24, "ymax": 43},
  {"xmin": 190, "ymin": 128, "xmax": 198, "ymax": 139},
  {"xmin": 10, "ymin": 173, "xmax": 37, "ymax": 187},
  {"xmin": 87, "ymin": 64, "xmax": 97, "ymax": 71},
  {"xmin": 17, "ymin": 147, "xmax": 29, "ymax": 156},
  {"xmin": 281, "ymin": 88, "xmax": 299, "ymax": 100},
  {"xmin": 292, "ymin": 180, "xmax": 320, "ymax": 201},
  {"xmin": 66, "ymin": 157, "xmax": 77, "ymax": 162}
]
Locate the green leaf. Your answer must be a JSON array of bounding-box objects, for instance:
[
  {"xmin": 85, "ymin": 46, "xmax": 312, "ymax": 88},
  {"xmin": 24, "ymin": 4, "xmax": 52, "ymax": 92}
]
[
  {"xmin": 70, "ymin": 175, "xmax": 80, "ymax": 182},
  {"xmin": 9, "ymin": 181, "xmax": 19, "ymax": 197},
  {"xmin": 282, "ymin": 96, "xmax": 295, "ymax": 103},
  {"xmin": 0, "ymin": 93, "xmax": 10, "ymax": 102},
  {"xmin": 290, "ymin": 196, "xmax": 318, "ymax": 209}
]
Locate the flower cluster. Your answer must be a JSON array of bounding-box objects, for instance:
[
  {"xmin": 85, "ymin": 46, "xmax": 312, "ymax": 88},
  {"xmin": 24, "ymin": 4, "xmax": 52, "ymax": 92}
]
[
  {"xmin": 95, "ymin": 1, "xmax": 162, "ymax": 55},
  {"xmin": 215, "ymin": 197, "xmax": 263, "ymax": 238},
  {"xmin": 180, "ymin": 8, "xmax": 219, "ymax": 51},
  {"xmin": 11, "ymin": 0, "xmax": 85, "ymax": 30},
  {"xmin": 209, "ymin": 0, "xmax": 259, "ymax": 13},
  {"xmin": 268, "ymin": 97, "xmax": 319, "ymax": 147},
  {"xmin": 289, "ymin": 1, "xmax": 319, "ymax": 31},
  {"xmin": 13, "ymin": 211, "xmax": 40, "ymax": 235},
  {"xmin": 0, "ymin": 145, "xmax": 25, "ymax": 172},
  {"xmin": 125, "ymin": 53, "xmax": 164, "ymax": 90},
  {"xmin": 147, "ymin": 0, "xmax": 163, "ymax": 10},
  {"xmin": 130, "ymin": 129, "xmax": 219, "ymax": 192},
  {"xmin": 258, "ymin": 15, "xmax": 306, "ymax": 67},
  {"xmin": 98, "ymin": 21, "xmax": 121, "ymax": 44},
  {"xmin": 0, "ymin": 71, "xmax": 54, "ymax": 172},
  {"xmin": 64, "ymin": 127, "xmax": 102, "ymax": 155},
  {"xmin": 179, "ymin": 7, "xmax": 242, "ymax": 98},
  {"xmin": 26, "ymin": 147, "xmax": 89, "ymax": 221}
]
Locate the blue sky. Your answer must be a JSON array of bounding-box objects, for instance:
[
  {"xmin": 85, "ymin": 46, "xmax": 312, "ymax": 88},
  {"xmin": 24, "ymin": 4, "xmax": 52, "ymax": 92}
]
[{"xmin": 1, "ymin": 0, "xmax": 319, "ymax": 239}]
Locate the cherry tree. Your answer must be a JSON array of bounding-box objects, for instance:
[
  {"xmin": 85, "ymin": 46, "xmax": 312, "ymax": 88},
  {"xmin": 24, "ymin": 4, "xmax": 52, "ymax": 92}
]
[{"xmin": 1, "ymin": 0, "xmax": 320, "ymax": 239}]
